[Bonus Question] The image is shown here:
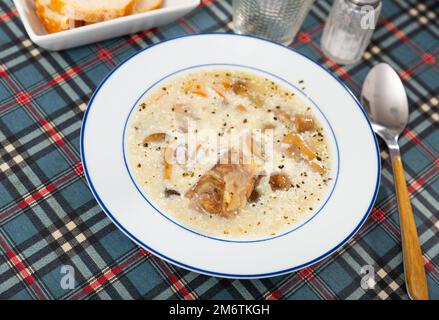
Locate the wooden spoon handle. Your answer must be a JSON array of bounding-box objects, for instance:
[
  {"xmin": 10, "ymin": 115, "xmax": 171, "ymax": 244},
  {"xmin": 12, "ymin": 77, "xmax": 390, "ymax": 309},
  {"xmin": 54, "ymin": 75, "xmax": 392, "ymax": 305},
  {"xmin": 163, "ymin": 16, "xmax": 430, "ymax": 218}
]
[{"xmin": 393, "ymin": 156, "xmax": 428, "ymax": 300}]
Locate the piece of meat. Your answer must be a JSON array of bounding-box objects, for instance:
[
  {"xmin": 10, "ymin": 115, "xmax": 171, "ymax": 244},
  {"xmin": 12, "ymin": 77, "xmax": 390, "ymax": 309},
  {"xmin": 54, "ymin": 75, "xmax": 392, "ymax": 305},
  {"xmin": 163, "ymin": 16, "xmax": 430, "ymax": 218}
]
[
  {"xmin": 248, "ymin": 174, "xmax": 264, "ymax": 203},
  {"xmin": 185, "ymin": 161, "xmax": 260, "ymax": 217},
  {"xmin": 269, "ymin": 173, "xmax": 292, "ymax": 191},
  {"xmin": 185, "ymin": 172, "xmax": 225, "ymax": 215}
]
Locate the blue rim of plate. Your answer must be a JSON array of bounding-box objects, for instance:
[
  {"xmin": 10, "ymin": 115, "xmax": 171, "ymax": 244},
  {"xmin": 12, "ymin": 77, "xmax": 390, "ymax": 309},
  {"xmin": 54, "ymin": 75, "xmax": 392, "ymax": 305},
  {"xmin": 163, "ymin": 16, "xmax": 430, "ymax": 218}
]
[
  {"xmin": 80, "ymin": 33, "xmax": 381, "ymax": 278},
  {"xmin": 122, "ymin": 63, "xmax": 340, "ymax": 243}
]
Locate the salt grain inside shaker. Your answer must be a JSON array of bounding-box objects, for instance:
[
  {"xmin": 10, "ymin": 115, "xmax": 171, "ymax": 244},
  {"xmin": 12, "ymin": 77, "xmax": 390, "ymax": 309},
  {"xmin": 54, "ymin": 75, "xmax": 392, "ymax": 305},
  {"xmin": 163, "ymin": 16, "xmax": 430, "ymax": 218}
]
[{"xmin": 321, "ymin": 0, "xmax": 382, "ymax": 65}]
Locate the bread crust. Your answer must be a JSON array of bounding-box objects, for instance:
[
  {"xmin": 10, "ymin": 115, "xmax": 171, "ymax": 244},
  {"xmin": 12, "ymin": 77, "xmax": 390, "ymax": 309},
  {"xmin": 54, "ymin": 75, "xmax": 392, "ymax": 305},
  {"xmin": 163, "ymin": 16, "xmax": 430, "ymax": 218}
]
[
  {"xmin": 50, "ymin": 0, "xmax": 136, "ymax": 23},
  {"xmin": 35, "ymin": 0, "xmax": 72, "ymax": 33},
  {"xmin": 134, "ymin": 0, "xmax": 163, "ymax": 13}
]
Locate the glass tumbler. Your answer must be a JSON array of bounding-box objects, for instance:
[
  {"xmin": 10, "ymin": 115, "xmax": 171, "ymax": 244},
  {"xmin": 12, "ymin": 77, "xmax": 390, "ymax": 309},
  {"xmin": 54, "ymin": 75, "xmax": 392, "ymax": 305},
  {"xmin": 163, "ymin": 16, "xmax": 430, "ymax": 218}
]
[{"xmin": 232, "ymin": 0, "xmax": 315, "ymax": 45}]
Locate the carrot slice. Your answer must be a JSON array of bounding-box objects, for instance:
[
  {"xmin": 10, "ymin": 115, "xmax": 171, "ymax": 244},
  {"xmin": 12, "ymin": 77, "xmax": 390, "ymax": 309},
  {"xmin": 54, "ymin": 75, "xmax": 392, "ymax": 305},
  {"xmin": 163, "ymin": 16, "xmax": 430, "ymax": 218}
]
[
  {"xmin": 222, "ymin": 80, "xmax": 232, "ymax": 89},
  {"xmin": 212, "ymin": 86, "xmax": 226, "ymax": 98},
  {"xmin": 192, "ymin": 85, "xmax": 208, "ymax": 97},
  {"xmin": 163, "ymin": 147, "xmax": 173, "ymax": 180}
]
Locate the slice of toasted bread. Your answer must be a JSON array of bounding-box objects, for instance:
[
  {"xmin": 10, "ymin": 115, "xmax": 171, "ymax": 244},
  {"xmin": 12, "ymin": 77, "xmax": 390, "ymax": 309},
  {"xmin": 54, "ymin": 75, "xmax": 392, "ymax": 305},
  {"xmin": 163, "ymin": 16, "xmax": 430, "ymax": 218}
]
[
  {"xmin": 50, "ymin": 0, "xmax": 135, "ymax": 23},
  {"xmin": 35, "ymin": 0, "xmax": 74, "ymax": 33},
  {"xmin": 134, "ymin": 0, "xmax": 163, "ymax": 13}
]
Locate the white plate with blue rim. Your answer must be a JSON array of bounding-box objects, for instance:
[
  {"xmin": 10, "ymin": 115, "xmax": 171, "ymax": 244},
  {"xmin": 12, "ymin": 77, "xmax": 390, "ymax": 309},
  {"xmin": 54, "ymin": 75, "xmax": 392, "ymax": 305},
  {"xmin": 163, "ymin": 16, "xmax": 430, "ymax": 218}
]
[{"xmin": 81, "ymin": 33, "xmax": 380, "ymax": 278}]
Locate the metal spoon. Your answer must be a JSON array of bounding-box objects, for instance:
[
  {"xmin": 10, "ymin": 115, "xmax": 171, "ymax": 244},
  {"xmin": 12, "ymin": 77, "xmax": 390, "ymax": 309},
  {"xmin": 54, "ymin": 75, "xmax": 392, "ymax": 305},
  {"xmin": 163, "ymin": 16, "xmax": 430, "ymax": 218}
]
[{"xmin": 361, "ymin": 63, "xmax": 428, "ymax": 300}]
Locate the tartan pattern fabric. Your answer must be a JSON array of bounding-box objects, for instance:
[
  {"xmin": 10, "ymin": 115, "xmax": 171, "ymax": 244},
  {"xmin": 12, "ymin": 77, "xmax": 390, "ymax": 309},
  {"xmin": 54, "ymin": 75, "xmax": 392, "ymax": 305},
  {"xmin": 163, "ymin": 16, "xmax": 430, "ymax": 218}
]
[{"xmin": 0, "ymin": 0, "xmax": 438, "ymax": 300}]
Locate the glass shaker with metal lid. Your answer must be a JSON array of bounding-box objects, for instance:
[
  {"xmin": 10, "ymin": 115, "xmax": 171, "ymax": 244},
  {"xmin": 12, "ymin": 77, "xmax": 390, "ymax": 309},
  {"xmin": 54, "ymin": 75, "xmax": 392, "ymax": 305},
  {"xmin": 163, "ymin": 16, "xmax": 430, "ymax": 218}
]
[{"xmin": 321, "ymin": 0, "xmax": 382, "ymax": 65}]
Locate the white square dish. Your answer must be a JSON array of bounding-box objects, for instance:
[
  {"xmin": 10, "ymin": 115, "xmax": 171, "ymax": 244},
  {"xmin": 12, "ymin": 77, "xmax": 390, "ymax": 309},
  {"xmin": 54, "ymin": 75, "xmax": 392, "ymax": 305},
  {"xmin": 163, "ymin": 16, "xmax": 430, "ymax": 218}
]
[{"xmin": 12, "ymin": 0, "xmax": 200, "ymax": 51}]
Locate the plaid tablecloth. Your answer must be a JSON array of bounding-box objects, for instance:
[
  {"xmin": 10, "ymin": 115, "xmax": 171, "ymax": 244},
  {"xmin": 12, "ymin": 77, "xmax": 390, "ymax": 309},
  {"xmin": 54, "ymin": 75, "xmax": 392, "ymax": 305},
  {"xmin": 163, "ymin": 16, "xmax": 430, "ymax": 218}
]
[{"xmin": 0, "ymin": 0, "xmax": 438, "ymax": 300}]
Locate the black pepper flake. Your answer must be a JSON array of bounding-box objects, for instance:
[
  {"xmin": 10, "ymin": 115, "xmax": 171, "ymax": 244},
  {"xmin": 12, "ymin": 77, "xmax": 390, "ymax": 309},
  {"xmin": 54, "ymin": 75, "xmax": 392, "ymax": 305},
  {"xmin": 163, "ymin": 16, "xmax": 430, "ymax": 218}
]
[
  {"xmin": 143, "ymin": 142, "xmax": 148, "ymax": 147},
  {"xmin": 299, "ymin": 80, "xmax": 304, "ymax": 84},
  {"xmin": 278, "ymin": 165, "xmax": 284, "ymax": 169},
  {"xmin": 164, "ymin": 189, "xmax": 180, "ymax": 197},
  {"xmin": 273, "ymin": 117, "xmax": 278, "ymax": 121},
  {"xmin": 243, "ymin": 119, "xmax": 248, "ymax": 123},
  {"xmin": 137, "ymin": 163, "xmax": 141, "ymax": 168}
]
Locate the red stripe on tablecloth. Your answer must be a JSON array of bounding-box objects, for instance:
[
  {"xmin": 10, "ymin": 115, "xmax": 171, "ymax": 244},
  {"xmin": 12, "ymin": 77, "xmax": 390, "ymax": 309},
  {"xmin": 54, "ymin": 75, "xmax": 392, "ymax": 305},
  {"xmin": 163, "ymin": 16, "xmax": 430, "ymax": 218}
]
[
  {"xmin": 266, "ymin": 290, "xmax": 283, "ymax": 300},
  {"xmin": 298, "ymin": 266, "xmax": 314, "ymax": 280},
  {"xmin": 199, "ymin": 0, "xmax": 216, "ymax": 7},
  {"xmin": 18, "ymin": 184, "xmax": 56, "ymax": 209},
  {"xmin": 371, "ymin": 208, "xmax": 386, "ymax": 222},
  {"xmin": 0, "ymin": 168, "xmax": 82, "ymax": 222},
  {"xmin": 382, "ymin": 19, "xmax": 409, "ymax": 43},
  {"xmin": 15, "ymin": 91, "xmax": 32, "ymax": 104},
  {"xmin": 83, "ymin": 265, "xmax": 122, "ymax": 294},
  {"xmin": 168, "ymin": 274, "xmax": 195, "ymax": 300},
  {"xmin": 127, "ymin": 29, "xmax": 156, "ymax": 44},
  {"xmin": 48, "ymin": 66, "xmax": 81, "ymax": 86},
  {"xmin": 0, "ymin": 64, "xmax": 8, "ymax": 77},
  {"xmin": 408, "ymin": 177, "xmax": 426, "ymax": 194},
  {"xmin": 97, "ymin": 47, "xmax": 113, "ymax": 62},
  {"xmin": 0, "ymin": 234, "xmax": 47, "ymax": 299},
  {"xmin": 403, "ymin": 128, "xmax": 420, "ymax": 144},
  {"xmin": 0, "ymin": 9, "xmax": 17, "ymax": 22},
  {"xmin": 323, "ymin": 56, "xmax": 350, "ymax": 79},
  {"xmin": 40, "ymin": 118, "xmax": 65, "ymax": 146},
  {"xmin": 298, "ymin": 32, "xmax": 312, "ymax": 43},
  {"xmin": 74, "ymin": 162, "xmax": 84, "ymax": 176},
  {"xmin": 422, "ymin": 53, "xmax": 436, "ymax": 65},
  {"xmin": 6, "ymin": 250, "xmax": 35, "ymax": 285}
]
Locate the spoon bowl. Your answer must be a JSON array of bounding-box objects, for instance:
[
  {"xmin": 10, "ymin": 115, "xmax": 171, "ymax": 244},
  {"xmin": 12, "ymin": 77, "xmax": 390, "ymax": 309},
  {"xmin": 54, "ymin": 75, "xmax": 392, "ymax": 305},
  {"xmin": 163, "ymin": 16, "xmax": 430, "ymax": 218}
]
[{"xmin": 362, "ymin": 63, "xmax": 409, "ymax": 140}]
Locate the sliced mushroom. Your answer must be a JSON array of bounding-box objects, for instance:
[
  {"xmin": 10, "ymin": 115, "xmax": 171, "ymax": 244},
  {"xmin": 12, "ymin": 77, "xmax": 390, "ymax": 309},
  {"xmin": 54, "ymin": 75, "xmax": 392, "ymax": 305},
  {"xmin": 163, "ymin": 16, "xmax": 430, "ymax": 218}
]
[
  {"xmin": 295, "ymin": 114, "xmax": 315, "ymax": 132},
  {"xmin": 262, "ymin": 123, "xmax": 276, "ymax": 133},
  {"xmin": 283, "ymin": 132, "xmax": 326, "ymax": 175},
  {"xmin": 235, "ymin": 104, "xmax": 247, "ymax": 112},
  {"xmin": 282, "ymin": 132, "xmax": 316, "ymax": 161},
  {"xmin": 269, "ymin": 173, "xmax": 292, "ymax": 191},
  {"xmin": 143, "ymin": 133, "xmax": 167, "ymax": 145},
  {"xmin": 232, "ymin": 80, "xmax": 248, "ymax": 95}
]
